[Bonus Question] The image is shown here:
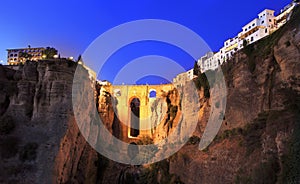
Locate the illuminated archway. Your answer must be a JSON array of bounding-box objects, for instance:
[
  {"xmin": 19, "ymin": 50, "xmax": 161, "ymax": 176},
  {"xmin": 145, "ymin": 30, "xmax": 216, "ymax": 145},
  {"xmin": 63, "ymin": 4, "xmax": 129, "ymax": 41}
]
[{"xmin": 129, "ymin": 97, "xmax": 140, "ymax": 137}]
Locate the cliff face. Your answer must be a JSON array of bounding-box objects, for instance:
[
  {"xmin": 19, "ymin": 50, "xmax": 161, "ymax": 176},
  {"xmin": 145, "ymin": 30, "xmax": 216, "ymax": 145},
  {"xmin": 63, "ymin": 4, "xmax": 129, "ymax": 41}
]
[
  {"xmin": 168, "ymin": 7, "xmax": 300, "ymax": 184},
  {"xmin": 0, "ymin": 60, "xmax": 99, "ymax": 184},
  {"xmin": 0, "ymin": 7, "xmax": 299, "ymax": 184}
]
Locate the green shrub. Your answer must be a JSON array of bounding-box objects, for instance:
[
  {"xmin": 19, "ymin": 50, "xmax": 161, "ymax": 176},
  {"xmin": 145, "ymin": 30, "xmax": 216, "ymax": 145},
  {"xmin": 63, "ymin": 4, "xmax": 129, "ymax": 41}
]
[{"xmin": 193, "ymin": 72, "xmax": 211, "ymax": 98}]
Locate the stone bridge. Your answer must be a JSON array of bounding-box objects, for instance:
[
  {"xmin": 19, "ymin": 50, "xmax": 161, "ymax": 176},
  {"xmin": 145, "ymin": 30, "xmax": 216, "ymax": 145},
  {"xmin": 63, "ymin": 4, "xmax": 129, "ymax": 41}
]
[{"xmin": 102, "ymin": 84, "xmax": 174, "ymax": 140}]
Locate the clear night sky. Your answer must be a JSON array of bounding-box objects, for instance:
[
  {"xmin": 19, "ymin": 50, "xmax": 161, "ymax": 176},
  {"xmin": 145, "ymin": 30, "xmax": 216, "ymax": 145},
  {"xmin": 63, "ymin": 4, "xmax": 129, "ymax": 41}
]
[{"xmin": 0, "ymin": 0, "xmax": 291, "ymax": 84}]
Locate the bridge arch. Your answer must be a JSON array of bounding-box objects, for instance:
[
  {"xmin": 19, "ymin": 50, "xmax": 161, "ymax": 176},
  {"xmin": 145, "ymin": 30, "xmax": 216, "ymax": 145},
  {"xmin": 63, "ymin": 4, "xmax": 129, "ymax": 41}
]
[{"xmin": 128, "ymin": 97, "xmax": 140, "ymax": 137}]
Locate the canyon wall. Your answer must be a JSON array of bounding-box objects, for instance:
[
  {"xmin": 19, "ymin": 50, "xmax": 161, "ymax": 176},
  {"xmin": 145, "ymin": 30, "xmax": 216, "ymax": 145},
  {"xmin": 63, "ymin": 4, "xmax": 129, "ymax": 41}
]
[{"xmin": 0, "ymin": 6, "xmax": 299, "ymax": 184}]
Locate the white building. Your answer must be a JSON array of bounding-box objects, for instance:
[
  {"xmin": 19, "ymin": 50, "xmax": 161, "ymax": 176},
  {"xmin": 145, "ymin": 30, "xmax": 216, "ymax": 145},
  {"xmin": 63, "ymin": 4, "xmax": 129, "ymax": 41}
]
[
  {"xmin": 223, "ymin": 36, "xmax": 239, "ymax": 61},
  {"xmin": 173, "ymin": 1, "xmax": 297, "ymax": 81},
  {"xmin": 238, "ymin": 9, "xmax": 275, "ymax": 48},
  {"xmin": 197, "ymin": 51, "xmax": 222, "ymax": 73},
  {"xmin": 199, "ymin": 8, "xmax": 286, "ymax": 73},
  {"xmin": 186, "ymin": 68, "xmax": 196, "ymax": 80},
  {"xmin": 198, "ymin": 52, "xmax": 214, "ymax": 73},
  {"xmin": 276, "ymin": 3, "xmax": 296, "ymax": 29}
]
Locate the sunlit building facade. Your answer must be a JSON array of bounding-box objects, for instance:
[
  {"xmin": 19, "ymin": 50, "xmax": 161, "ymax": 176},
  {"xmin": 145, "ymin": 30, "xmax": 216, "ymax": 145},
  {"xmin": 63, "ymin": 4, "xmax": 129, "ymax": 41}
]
[{"xmin": 7, "ymin": 47, "xmax": 45, "ymax": 65}]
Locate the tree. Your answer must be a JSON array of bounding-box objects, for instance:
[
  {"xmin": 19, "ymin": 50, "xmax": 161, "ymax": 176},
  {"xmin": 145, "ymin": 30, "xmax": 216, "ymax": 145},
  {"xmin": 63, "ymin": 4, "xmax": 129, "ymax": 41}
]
[
  {"xmin": 193, "ymin": 61, "xmax": 200, "ymax": 76},
  {"xmin": 42, "ymin": 47, "xmax": 58, "ymax": 59},
  {"xmin": 77, "ymin": 54, "xmax": 83, "ymax": 62}
]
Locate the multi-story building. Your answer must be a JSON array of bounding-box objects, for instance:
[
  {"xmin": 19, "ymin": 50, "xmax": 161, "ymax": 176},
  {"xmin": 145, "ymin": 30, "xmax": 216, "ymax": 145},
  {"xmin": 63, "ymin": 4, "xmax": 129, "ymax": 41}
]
[
  {"xmin": 276, "ymin": 2, "xmax": 297, "ymax": 28},
  {"xmin": 195, "ymin": 2, "xmax": 296, "ymax": 74},
  {"xmin": 198, "ymin": 52, "xmax": 214, "ymax": 73},
  {"xmin": 223, "ymin": 36, "xmax": 239, "ymax": 61},
  {"xmin": 7, "ymin": 47, "xmax": 45, "ymax": 65},
  {"xmin": 197, "ymin": 51, "xmax": 223, "ymax": 72},
  {"xmin": 238, "ymin": 9, "xmax": 275, "ymax": 49}
]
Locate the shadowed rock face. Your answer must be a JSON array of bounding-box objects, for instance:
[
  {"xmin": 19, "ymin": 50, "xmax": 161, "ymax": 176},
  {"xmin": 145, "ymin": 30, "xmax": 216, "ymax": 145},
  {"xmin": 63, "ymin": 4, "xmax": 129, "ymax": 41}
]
[
  {"xmin": 0, "ymin": 60, "xmax": 99, "ymax": 184},
  {"xmin": 0, "ymin": 7, "xmax": 299, "ymax": 184}
]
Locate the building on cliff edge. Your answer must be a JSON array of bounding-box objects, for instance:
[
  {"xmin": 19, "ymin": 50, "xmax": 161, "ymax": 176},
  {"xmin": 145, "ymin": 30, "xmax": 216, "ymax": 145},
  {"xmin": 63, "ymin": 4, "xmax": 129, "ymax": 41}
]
[{"xmin": 172, "ymin": 1, "xmax": 298, "ymax": 85}]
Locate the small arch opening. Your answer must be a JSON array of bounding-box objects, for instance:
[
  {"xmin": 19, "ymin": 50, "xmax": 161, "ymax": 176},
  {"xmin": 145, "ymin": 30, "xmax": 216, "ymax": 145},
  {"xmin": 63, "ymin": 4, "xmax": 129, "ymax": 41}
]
[{"xmin": 149, "ymin": 90, "xmax": 157, "ymax": 98}]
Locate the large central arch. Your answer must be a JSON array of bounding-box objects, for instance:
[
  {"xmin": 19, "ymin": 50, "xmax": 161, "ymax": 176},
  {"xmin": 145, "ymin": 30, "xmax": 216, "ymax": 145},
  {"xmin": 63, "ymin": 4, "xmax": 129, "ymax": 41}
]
[{"xmin": 129, "ymin": 97, "xmax": 140, "ymax": 137}]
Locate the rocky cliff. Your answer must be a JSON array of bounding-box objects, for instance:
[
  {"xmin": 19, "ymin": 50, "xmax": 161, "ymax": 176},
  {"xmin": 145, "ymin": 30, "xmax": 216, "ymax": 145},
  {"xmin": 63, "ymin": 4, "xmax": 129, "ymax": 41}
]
[
  {"xmin": 0, "ymin": 6, "xmax": 299, "ymax": 184},
  {"xmin": 168, "ymin": 6, "xmax": 300, "ymax": 183},
  {"xmin": 0, "ymin": 60, "xmax": 99, "ymax": 184}
]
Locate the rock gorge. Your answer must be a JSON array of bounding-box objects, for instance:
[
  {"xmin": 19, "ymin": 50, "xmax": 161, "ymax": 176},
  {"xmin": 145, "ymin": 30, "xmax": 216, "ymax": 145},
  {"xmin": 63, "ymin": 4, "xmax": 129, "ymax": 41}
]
[{"xmin": 0, "ymin": 7, "xmax": 300, "ymax": 184}]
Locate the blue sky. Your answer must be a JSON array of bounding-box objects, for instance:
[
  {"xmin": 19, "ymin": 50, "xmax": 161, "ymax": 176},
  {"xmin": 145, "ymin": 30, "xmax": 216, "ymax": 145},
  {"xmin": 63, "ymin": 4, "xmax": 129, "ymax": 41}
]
[{"xmin": 0, "ymin": 0, "xmax": 291, "ymax": 84}]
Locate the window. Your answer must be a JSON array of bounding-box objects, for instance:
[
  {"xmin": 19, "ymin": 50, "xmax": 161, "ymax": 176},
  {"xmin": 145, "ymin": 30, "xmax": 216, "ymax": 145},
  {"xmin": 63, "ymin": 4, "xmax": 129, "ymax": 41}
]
[
  {"xmin": 269, "ymin": 19, "xmax": 272, "ymax": 22},
  {"xmin": 252, "ymin": 23, "xmax": 255, "ymax": 26},
  {"xmin": 149, "ymin": 90, "xmax": 156, "ymax": 98},
  {"xmin": 10, "ymin": 54, "xmax": 13, "ymax": 57},
  {"xmin": 251, "ymin": 37, "xmax": 254, "ymax": 42},
  {"xmin": 261, "ymin": 20, "xmax": 265, "ymax": 24},
  {"xmin": 265, "ymin": 28, "xmax": 268, "ymax": 33},
  {"xmin": 14, "ymin": 54, "xmax": 17, "ymax": 57}
]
